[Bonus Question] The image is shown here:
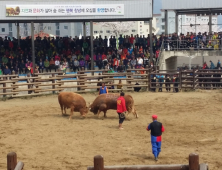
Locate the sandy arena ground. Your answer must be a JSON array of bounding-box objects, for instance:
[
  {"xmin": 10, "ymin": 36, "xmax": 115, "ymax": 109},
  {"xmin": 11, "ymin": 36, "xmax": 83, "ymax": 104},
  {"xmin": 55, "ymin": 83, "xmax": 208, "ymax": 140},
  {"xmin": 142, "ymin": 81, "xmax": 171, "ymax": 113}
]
[{"xmin": 0, "ymin": 91, "xmax": 222, "ymax": 170}]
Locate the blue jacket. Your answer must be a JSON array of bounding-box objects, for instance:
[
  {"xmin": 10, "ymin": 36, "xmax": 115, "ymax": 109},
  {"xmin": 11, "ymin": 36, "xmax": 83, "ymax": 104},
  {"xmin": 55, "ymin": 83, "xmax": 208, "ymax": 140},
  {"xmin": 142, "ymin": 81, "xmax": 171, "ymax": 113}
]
[
  {"xmin": 210, "ymin": 62, "xmax": 215, "ymax": 69},
  {"xmin": 156, "ymin": 75, "xmax": 164, "ymax": 82},
  {"xmin": 4, "ymin": 68, "xmax": 11, "ymax": 75},
  {"xmin": 128, "ymin": 48, "xmax": 133, "ymax": 55},
  {"xmin": 99, "ymin": 86, "xmax": 108, "ymax": 94}
]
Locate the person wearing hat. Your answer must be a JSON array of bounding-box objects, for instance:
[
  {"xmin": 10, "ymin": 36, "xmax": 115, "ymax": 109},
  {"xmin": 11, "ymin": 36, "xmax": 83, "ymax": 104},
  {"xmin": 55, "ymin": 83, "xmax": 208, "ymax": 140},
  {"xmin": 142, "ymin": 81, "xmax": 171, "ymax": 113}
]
[
  {"xmin": 146, "ymin": 115, "xmax": 165, "ymax": 161},
  {"xmin": 117, "ymin": 92, "xmax": 127, "ymax": 130}
]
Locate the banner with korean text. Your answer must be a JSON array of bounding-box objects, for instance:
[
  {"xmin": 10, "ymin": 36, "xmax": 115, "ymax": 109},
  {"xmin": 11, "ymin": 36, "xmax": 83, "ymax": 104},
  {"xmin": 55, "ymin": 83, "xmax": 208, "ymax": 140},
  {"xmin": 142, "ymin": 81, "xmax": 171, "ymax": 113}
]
[{"xmin": 6, "ymin": 4, "xmax": 124, "ymax": 16}]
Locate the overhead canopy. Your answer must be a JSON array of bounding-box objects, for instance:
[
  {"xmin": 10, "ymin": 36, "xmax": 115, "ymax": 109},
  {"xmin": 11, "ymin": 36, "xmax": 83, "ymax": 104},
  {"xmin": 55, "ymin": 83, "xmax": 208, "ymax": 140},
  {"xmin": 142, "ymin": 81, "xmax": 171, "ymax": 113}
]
[
  {"xmin": 162, "ymin": 0, "xmax": 222, "ymax": 15},
  {"xmin": 0, "ymin": 0, "xmax": 153, "ymax": 23}
]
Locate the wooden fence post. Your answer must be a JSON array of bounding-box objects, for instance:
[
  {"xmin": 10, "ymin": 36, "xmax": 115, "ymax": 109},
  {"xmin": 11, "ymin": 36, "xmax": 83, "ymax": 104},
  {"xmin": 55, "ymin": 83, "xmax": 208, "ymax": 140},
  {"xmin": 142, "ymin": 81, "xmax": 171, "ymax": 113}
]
[
  {"xmin": 189, "ymin": 153, "xmax": 199, "ymax": 170},
  {"xmin": 52, "ymin": 73, "xmax": 55, "ymax": 94},
  {"xmin": 3, "ymin": 77, "xmax": 6, "ymax": 97},
  {"xmin": 27, "ymin": 73, "xmax": 32, "ymax": 94},
  {"xmin": 179, "ymin": 68, "xmax": 182, "ymax": 92},
  {"xmin": 78, "ymin": 71, "xmax": 85, "ymax": 92},
  {"xmin": 156, "ymin": 65, "xmax": 159, "ymax": 71},
  {"xmin": 94, "ymin": 155, "xmax": 104, "ymax": 170},
  {"xmin": 7, "ymin": 152, "xmax": 17, "ymax": 170},
  {"xmin": 148, "ymin": 69, "xmax": 152, "ymax": 91},
  {"xmin": 146, "ymin": 67, "xmax": 149, "ymax": 91},
  {"xmin": 126, "ymin": 70, "xmax": 132, "ymax": 91},
  {"xmin": 12, "ymin": 81, "xmax": 16, "ymax": 96},
  {"xmin": 193, "ymin": 69, "xmax": 195, "ymax": 90}
]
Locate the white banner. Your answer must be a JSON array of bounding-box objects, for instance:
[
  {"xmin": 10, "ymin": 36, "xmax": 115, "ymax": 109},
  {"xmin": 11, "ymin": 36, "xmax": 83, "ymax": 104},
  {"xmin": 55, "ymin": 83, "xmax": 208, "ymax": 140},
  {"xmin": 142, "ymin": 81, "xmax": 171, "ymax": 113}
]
[{"xmin": 6, "ymin": 4, "xmax": 124, "ymax": 17}]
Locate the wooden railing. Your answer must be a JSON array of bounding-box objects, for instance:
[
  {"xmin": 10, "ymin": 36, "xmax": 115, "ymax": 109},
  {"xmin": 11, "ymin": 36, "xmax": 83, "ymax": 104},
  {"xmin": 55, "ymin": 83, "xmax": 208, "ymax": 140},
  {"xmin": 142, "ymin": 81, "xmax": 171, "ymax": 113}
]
[
  {"xmin": 0, "ymin": 69, "xmax": 149, "ymax": 97},
  {"xmin": 1, "ymin": 68, "xmax": 222, "ymax": 97},
  {"xmin": 87, "ymin": 153, "xmax": 208, "ymax": 170}
]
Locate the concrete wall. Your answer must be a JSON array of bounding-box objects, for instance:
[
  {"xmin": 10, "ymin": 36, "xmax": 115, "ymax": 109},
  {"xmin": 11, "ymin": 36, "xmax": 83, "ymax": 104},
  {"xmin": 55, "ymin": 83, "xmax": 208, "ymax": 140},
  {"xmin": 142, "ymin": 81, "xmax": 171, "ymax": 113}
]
[
  {"xmin": 160, "ymin": 50, "xmax": 222, "ymax": 70},
  {"xmin": 165, "ymin": 56, "xmax": 177, "ymax": 70}
]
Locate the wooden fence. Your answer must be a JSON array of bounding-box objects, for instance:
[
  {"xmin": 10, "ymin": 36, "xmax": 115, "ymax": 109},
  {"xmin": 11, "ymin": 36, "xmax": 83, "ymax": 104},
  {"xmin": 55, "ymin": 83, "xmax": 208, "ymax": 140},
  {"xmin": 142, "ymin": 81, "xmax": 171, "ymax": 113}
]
[
  {"xmin": 0, "ymin": 68, "xmax": 222, "ymax": 97},
  {"xmin": 7, "ymin": 152, "xmax": 24, "ymax": 170},
  {"xmin": 5, "ymin": 152, "xmax": 208, "ymax": 170},
  {"xmin": 87, "ymin": 153, "xmax": 208, "ymax": 170},
  {"xmin": 0, "ymin": 69, "xmax": 149, "ymax": 98}
]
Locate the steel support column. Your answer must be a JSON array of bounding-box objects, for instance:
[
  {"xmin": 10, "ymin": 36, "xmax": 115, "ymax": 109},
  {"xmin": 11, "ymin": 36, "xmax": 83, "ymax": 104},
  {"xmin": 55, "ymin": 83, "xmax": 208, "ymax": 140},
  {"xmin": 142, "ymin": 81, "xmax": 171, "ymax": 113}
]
[
  {"xmin": 83, "ymin": 22, "xmax": 86, "ymax": 38},
  {"xmin": 31, "ymin": 22, "xmax": 35, "ymax": 73},
  {"xmin": 209, "ymin": 13, "xmax": 212, "ymax": 34},
  {"xmin": 149, "ymin": 19, "xmax": 153, "ymax": 64},
  {"xmin": 165, "ymin": 10, "xmax": 168, "ymax": 35},
  {"xmin": 16, "ymin": 23, "xmax": 20, "ymax": 47},
  {"xmin": 195, "ymin": 14, "xmax": 197, "ymax": 33},
  {"xmin": 181, "ymin": 15, "xmax": 182, "ymax": 33},
  {"xmin": 90, "ymin": 21, "xmax": 94, "ymax": 71},
  {"xmin": 175, "ymin": 13, "xmax": 178, "ymax": 35}
]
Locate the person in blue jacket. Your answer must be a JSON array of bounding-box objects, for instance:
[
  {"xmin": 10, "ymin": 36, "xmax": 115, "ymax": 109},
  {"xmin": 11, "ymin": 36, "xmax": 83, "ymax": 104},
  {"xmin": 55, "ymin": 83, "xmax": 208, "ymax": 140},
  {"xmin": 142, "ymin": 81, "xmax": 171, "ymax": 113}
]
[
  {"xmin": 99, "ymin": 83, "xmax": 108, "ymax": 95},
  {"xmin": 4, "ymin": 66, "xmax": 11, "ymax": 75},
  {"xmin": 210, "ymin": 60, "xmax": 215, "ymax": 69},
  {"xmin": 156, "ymin": 75, "xmax": 165, "ymax": 92},
  {"xmin": 146, "ymin": 115, "xmax": 165, "ymax": 161}
]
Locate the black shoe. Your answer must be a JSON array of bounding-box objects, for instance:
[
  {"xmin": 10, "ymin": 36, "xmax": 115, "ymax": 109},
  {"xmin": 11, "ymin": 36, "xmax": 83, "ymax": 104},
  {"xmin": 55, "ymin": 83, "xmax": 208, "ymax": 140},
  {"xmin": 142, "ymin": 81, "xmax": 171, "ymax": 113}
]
[{"xmin": 155, "ymin": 157, "xmax": 158, "ymax": 161}]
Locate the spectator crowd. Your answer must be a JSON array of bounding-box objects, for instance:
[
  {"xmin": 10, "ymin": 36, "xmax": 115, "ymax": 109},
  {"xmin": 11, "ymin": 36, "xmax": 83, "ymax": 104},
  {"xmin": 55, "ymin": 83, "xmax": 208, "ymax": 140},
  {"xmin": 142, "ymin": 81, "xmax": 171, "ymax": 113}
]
[
  {"xmin": 0, "ymin": 31, "xmax": 222, "ymax": 75},
  {"xmin": 0, "ymin": 34, "xmax": 161, "ymax": 75},
  {"xmin": 163, "ymin": 32, "xmax": 222, "ymax": 50}
]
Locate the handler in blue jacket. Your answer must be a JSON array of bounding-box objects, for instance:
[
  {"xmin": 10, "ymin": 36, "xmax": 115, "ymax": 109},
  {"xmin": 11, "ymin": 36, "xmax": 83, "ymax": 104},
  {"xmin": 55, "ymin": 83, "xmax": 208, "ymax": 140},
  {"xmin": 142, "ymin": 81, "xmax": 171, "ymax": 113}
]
[
  {"xmin": 146, "ymin": 115, "xmax": 165, "ymax": 161},
  {"xmin": 99, "ymin": 83, "xmax": 108, "ymax": 95}
]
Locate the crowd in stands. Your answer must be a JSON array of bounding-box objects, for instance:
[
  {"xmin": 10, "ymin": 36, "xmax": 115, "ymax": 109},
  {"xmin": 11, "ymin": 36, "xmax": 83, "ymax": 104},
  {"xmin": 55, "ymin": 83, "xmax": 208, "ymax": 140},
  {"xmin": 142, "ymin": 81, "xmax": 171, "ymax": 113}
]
[
  {"xmin": 163, "ymin": 32, "xmax": 222, "ymax": 50},
  {"xmin": 0, "ymin": 34, "xmax": 161, "ymax": 75},
  {"xmin": 0, "ymin": 31, "xmax": 222, "ymax": 75}
]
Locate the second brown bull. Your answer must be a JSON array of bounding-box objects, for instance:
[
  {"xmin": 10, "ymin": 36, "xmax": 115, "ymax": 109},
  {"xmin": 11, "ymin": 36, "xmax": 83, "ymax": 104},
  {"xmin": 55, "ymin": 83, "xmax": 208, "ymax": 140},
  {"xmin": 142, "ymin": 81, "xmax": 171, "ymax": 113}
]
[{"xmin": 89, "ymin": 93, "xmax": 138, "ymax": 118}]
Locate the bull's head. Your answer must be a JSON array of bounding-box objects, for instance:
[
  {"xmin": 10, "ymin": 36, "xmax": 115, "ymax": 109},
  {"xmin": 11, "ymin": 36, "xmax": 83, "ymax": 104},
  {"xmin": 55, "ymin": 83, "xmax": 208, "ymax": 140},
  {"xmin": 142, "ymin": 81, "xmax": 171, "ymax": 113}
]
[
  {"xmin": 88, "ymin": 102, "xmax": 98, "ymax": 115},
  {"xmin": 80, "ymin": 105, "xmax": 89, "ymax": 117}
]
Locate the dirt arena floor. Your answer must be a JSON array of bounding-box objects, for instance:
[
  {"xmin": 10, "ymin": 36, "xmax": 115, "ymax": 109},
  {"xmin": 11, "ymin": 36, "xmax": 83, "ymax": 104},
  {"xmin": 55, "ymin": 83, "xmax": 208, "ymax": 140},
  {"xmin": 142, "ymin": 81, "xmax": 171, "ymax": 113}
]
[{"xmin": 0, "ymin": 91, "xmax": 222, "ymax": 170}]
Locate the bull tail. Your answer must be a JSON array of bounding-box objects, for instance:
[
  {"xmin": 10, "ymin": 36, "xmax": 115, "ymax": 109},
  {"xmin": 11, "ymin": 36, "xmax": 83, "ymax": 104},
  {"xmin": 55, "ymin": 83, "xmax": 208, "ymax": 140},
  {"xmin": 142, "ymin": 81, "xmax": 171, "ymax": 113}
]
[{"xmin": 133, "ymin": 106, "xmax": 138, "ymax": 118}]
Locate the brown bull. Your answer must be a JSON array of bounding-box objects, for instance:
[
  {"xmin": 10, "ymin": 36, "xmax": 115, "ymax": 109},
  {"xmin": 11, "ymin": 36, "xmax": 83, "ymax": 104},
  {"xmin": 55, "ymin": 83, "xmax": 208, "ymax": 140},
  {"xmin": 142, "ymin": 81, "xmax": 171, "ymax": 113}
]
[
  {"xmin": 89, "ymin": 93, "xmax": 138, "ymax": 118},
  {"xmin": 58, "ymin": 92, "xmax": 88, "ymax": 120}
]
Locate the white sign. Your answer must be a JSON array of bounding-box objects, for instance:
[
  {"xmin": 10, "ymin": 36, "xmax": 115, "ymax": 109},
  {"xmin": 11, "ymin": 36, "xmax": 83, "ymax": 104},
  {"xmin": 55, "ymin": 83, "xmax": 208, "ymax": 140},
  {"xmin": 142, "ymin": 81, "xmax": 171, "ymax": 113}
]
[{"xmin": 6, "ymin": 4, "xmax": 124, "ymax": 17}]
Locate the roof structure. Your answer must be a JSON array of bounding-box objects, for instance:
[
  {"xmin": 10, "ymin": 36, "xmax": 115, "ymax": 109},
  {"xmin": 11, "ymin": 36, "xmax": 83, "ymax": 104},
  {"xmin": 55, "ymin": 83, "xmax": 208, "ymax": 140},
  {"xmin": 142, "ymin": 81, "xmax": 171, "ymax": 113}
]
[
  {"xmin": 162, "ymin": 0, "xmax": 222, "ymax": 15},
  {"xmin": 0, "ymin": 0, "xmax": 153, "ymax": 23}
]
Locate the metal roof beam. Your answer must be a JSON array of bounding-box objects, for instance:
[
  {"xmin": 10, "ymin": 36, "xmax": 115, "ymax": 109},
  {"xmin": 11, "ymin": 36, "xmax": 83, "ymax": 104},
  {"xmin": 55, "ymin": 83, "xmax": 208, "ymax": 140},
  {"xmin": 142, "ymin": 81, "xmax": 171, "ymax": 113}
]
[{"xmin": 0, "ymin": 18, "xmax": 150, "ymax": 23}]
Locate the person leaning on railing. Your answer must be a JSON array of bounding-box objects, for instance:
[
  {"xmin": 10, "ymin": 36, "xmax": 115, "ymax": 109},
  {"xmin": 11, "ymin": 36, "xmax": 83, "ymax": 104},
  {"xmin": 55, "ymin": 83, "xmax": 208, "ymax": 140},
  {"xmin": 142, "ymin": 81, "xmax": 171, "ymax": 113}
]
[
  {"xmin": 3, "ymin": 65, "xmax": 11, "ymax": 75},
  {"xmin": 44, "ymin": 59, "xmax": 50, "ymax": 72},
  {"xmin": 173, "ymin": 75, "xmax": 179, "ymax": 93},
  {"xmin": 49, "ymin": 58, "xmax": 55, "ymax": 72},
  {"xmin": 54, "ymin": 58, "xmax": 60, "ymax": 72},
  {"xmin": 73, "ymin": 58, "xmax": 79, "ymax": 72},
  {"xmin": 165, "ymin": 75, "xmax": 171, "ymax": 92}
]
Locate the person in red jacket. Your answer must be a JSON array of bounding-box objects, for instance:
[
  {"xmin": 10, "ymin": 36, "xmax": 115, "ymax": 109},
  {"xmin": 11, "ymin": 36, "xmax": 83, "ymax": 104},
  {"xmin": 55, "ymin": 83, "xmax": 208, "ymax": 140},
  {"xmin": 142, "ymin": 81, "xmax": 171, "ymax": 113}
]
[{"xmin": 117, "ymin": 92, "xmax": 127, "ymax": 130}]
